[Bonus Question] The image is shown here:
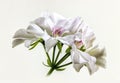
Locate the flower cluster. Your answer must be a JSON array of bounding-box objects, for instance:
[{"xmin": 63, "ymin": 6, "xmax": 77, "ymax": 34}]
[{"xmin": 12, "ymin": 12, "xmax": 106, "ymax": 76}]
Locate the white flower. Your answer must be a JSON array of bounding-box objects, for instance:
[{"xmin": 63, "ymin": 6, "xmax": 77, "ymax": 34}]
[
  {"xmin": 12, "ymin": 12, "xmax": 82, "ymax": 50},
  {"xmin": 60, "ymin": 18, "xmax": 96, "ymax": 49},
  {"xmin": 71, "ymin": 47, "xmax": 98, "ymax": 75},
  {"xmin": 12, "ymin": 12, "xmax": 106, "ymax": 75},
  {"xmin": 66, "ymin": 27, "xmax": 105, "ymax": 74},
  {"xmin": 31, "ymin": 12, "xmax": 83, "ymax": 52},
  {"xmin": 70, "ymin": 33, "xmax": 98, "ymax": 74},
  {"xmin": 61, "ymin": 22, "xmax": 98, "ymax": 74}
]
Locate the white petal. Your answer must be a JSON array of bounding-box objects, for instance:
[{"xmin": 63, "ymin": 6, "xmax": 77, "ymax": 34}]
[
  {"xmin": 45, "ymin": 38, "xmax": 57, "ymax": 52},
  {"xmin": 34, "ymin": 12, "xmax": 67, "ymax": 35},
  {"xmin": 24, "ymin": 40, "xmax": 33, "ymax": 48},
  {"xmin": 27, "ymin": 24, "xmax": 44, "ymax": 37},
  {"xmin": 87, "ymin": 45, "xmax": 106, "ymax": 68},
  {"xmin": 13, "ymin": 29, "xmax": 35, "ymax": 39},
  {"xmin": 79, "ymin": 51, "xmax": 98, "ymax": 74},
  {"xmin": 48, "ymin": 12, "xmax": 65, "ymax": 25},
  {"xmin": 57, "ymin": 35, "xmax": 74, "ymax": 45},
  {"xmin": 24, "ymin": 37, "xmax": 38, "ymax": 48},
  {"xmin": 41, "ymin": 30, "xmax": 51, "ymax": 41},
  {"xmin": 73, "ymin": 64, "xmax": 83, "ymax": 72},
  {"xmin": 12, "ymin": 39, "xmax": 24, "ymax": 48},
  {"xmin": 71, "ymin": 48, "xmax": 98, "ymax": 74},
  {"xmin": 82, "ymin": 26, "xmax": 96, "ymax": 49},
  {"xmin": 33, "ymin": 17, "xmax": 52, "ymax": 35},
  {"xmin": 71, "ymin": 49, "xmax": 87, "ymax": 72},
  {"xmin": 86, "ymin": 61, "xmax": 98, "ymax": 75},
  {"xmin": 68, "ymin": 17, "xmax": 83, "ymax": 33}
]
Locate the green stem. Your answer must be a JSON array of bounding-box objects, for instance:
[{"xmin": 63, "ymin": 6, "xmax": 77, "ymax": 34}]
[
  {"xmin": 55, "ymin": 52, "xmax": 71, "ymax": 66},
  {"xmin": 47, "ymin": 68, "xmax": 54, "ymax": 76},
  {"xmin": 54, "ymin": 50, "xmax": 61, "ymax": 63},
  {"xmin": 46, "ymin": 52, "xmax": 52, "ymax": 65},
  {"xmin": 57, "ymin": 62, "xmax": 72, "ymax": 68},
  {"xmin": 52, "ymin": 45, "xmax": 56, "ymax": 64},
  {"xmin": 42, "ymin": 43, "xmax": 52, "ymax": 65}
]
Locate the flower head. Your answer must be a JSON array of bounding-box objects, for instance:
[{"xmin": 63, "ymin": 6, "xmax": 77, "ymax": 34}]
[{"xmin": 12, "ymin": 12, "xmax": 106, "ymax": 76}]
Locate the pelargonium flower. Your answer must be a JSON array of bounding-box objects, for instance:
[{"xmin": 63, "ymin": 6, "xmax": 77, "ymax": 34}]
[
  {"xmin": 12, "ymin": 12, "xmax": 82, "ymax": 52},
  {"xmin": 70, "ymin": 32, "xmax": 98, "ymax": 75},
  {"xmin": 12, "ymin": 12, "xmax": 106, "ymax": 76},
  {"xmin": 63, "ymin": 22, "xmax": 106, "ymax": 74}
]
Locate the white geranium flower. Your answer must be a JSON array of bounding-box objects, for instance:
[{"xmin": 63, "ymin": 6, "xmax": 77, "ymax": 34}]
[
  {"xmin": 69, "ymin": 33, "xmax": 98, "ymax": 74},
  {"xmin": 65, "ymin": 27, "xmax": 105, "ymax": 74},
  {"xmin": 31, "ymin": 12, "xmax": 83, "ymax": 52},
  {"xmin": 60, "ymin": 21, "xmax": 98, "ymax": 74},
  {"xmin": 12, "ymin": 12, "xmax": 106, "ymax": 76},
  {"xmin": 71, "ymin": 46, "xmax": 98, "ymax": 74},
  {"xmin": 12, "ymin": 12, "xmax": 82, "ymax": 50}
]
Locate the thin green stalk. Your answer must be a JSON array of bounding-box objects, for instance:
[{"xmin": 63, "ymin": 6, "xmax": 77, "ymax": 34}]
[
  {"xmin": 47, "ymin": 68, "xmax": 54, "ymax": 76},
  {"xmin": 42, "ymin": 43, "xmax": 52, "ymax": 65},
  {"xmin": 57, "ymin": 62, "xmax": 72, "ymax": 68},
  {"xmin": 46, "ymin": 52, "xmax": 52, "ymax": 65},
  {"xmin": 54, "ymin": 50, "xmax": 61, "ymax": 63},
  {"xmin": 55, "ymin": 52, "xmax": 71, "ymax": 66},
  {"xmin": 52, "ymin": 45, "xmax": 56, "ymax": 64}
]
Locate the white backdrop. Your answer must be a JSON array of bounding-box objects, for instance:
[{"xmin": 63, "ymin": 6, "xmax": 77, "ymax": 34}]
[{"xmin": 0, "ymin": 0, "xmax": 120, "ymax": 83}]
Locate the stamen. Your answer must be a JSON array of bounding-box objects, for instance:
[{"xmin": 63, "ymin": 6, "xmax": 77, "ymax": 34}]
[
  {"xmin": 52, "ymin": 27, "xmax": 64, "ymax": 37},
  {"xmin": 74, "ymin": 40, "xmax": 83, "ymax": 49}
]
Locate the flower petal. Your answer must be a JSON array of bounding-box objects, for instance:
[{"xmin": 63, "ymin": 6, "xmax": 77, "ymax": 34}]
[
  {"xmin": 82, "ymin": 26, "xmax": 96, "ymax": 49},
  {"xmin": 87, "ymin": 45, "xmax": 106, "ymax": 68},
  {"xmin": 79, "ymin": 51, "xmax": 98, "ymax": 74},
  {"xmin": 13, "ymin": 29, "xmax": 35, "ymax": 39},
  {"xmin": 46, "ymin": 12, "xmax": 65, "ymax": 25},
  {"xmin": 12, "ymin": 39, "xmax": 24, "ymax": 48},
  {"xmin": 33, "ymin": 17, "xmax": 52, "ymax": 35},
  {"xmin": 73, "ymin": 64, "xmax": 84, "ymax": 72},
  {"xmin": 57, "ymin": 35, "xmax": 74, "ymax": 45},
  {"xmin": 24, "ymin": 39, "xmax": 36, "ymax": 48},
  {"xmin": 68, "ymin": 17, "xmax": 83, "ymax": 33},
  {"xmin": 71, "ymin": 48, "xmax": 98, "ymax": 74},
  {"xmin": 27, "ymin": 24, "xmax": 44, "ymax": 37},
  {"xmin": 45, "ymin": 38, "xmax": 57, "ymax": 52},
  {"xmin": 33, "ymin": 12, "xmax": 65, "ymax": 35},
  {"xmin": 71, "ymin": 49, "xmax": 87, "ymax": 72}
]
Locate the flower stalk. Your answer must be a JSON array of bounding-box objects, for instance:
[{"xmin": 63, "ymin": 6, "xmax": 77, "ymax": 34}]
[{"xmin": 45, "ymin": 42, "xmax": 72, "ymax": 76}]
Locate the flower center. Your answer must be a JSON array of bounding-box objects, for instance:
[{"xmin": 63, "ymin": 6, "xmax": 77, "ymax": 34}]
[
  {"xmin": 74, "ymin": 40, "xmax": 83, "ymax": 49},
  {"xmin": 74, "ymin": 39, "xmax": 86, "ymax": 51},
  {"xmin": 52, "ymin": 27, "xmax": 64, "ymax": 37}
]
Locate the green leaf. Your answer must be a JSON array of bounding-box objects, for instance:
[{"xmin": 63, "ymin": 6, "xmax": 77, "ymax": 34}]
[{"xmin": 56, "ymin": 68, "xmax": 65, "ymax": 71}]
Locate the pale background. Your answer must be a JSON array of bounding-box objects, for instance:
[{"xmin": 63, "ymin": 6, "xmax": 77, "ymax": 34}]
[{"xmin": 0, "ymin": 0, "xmax": 120, "ymax": 83}]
